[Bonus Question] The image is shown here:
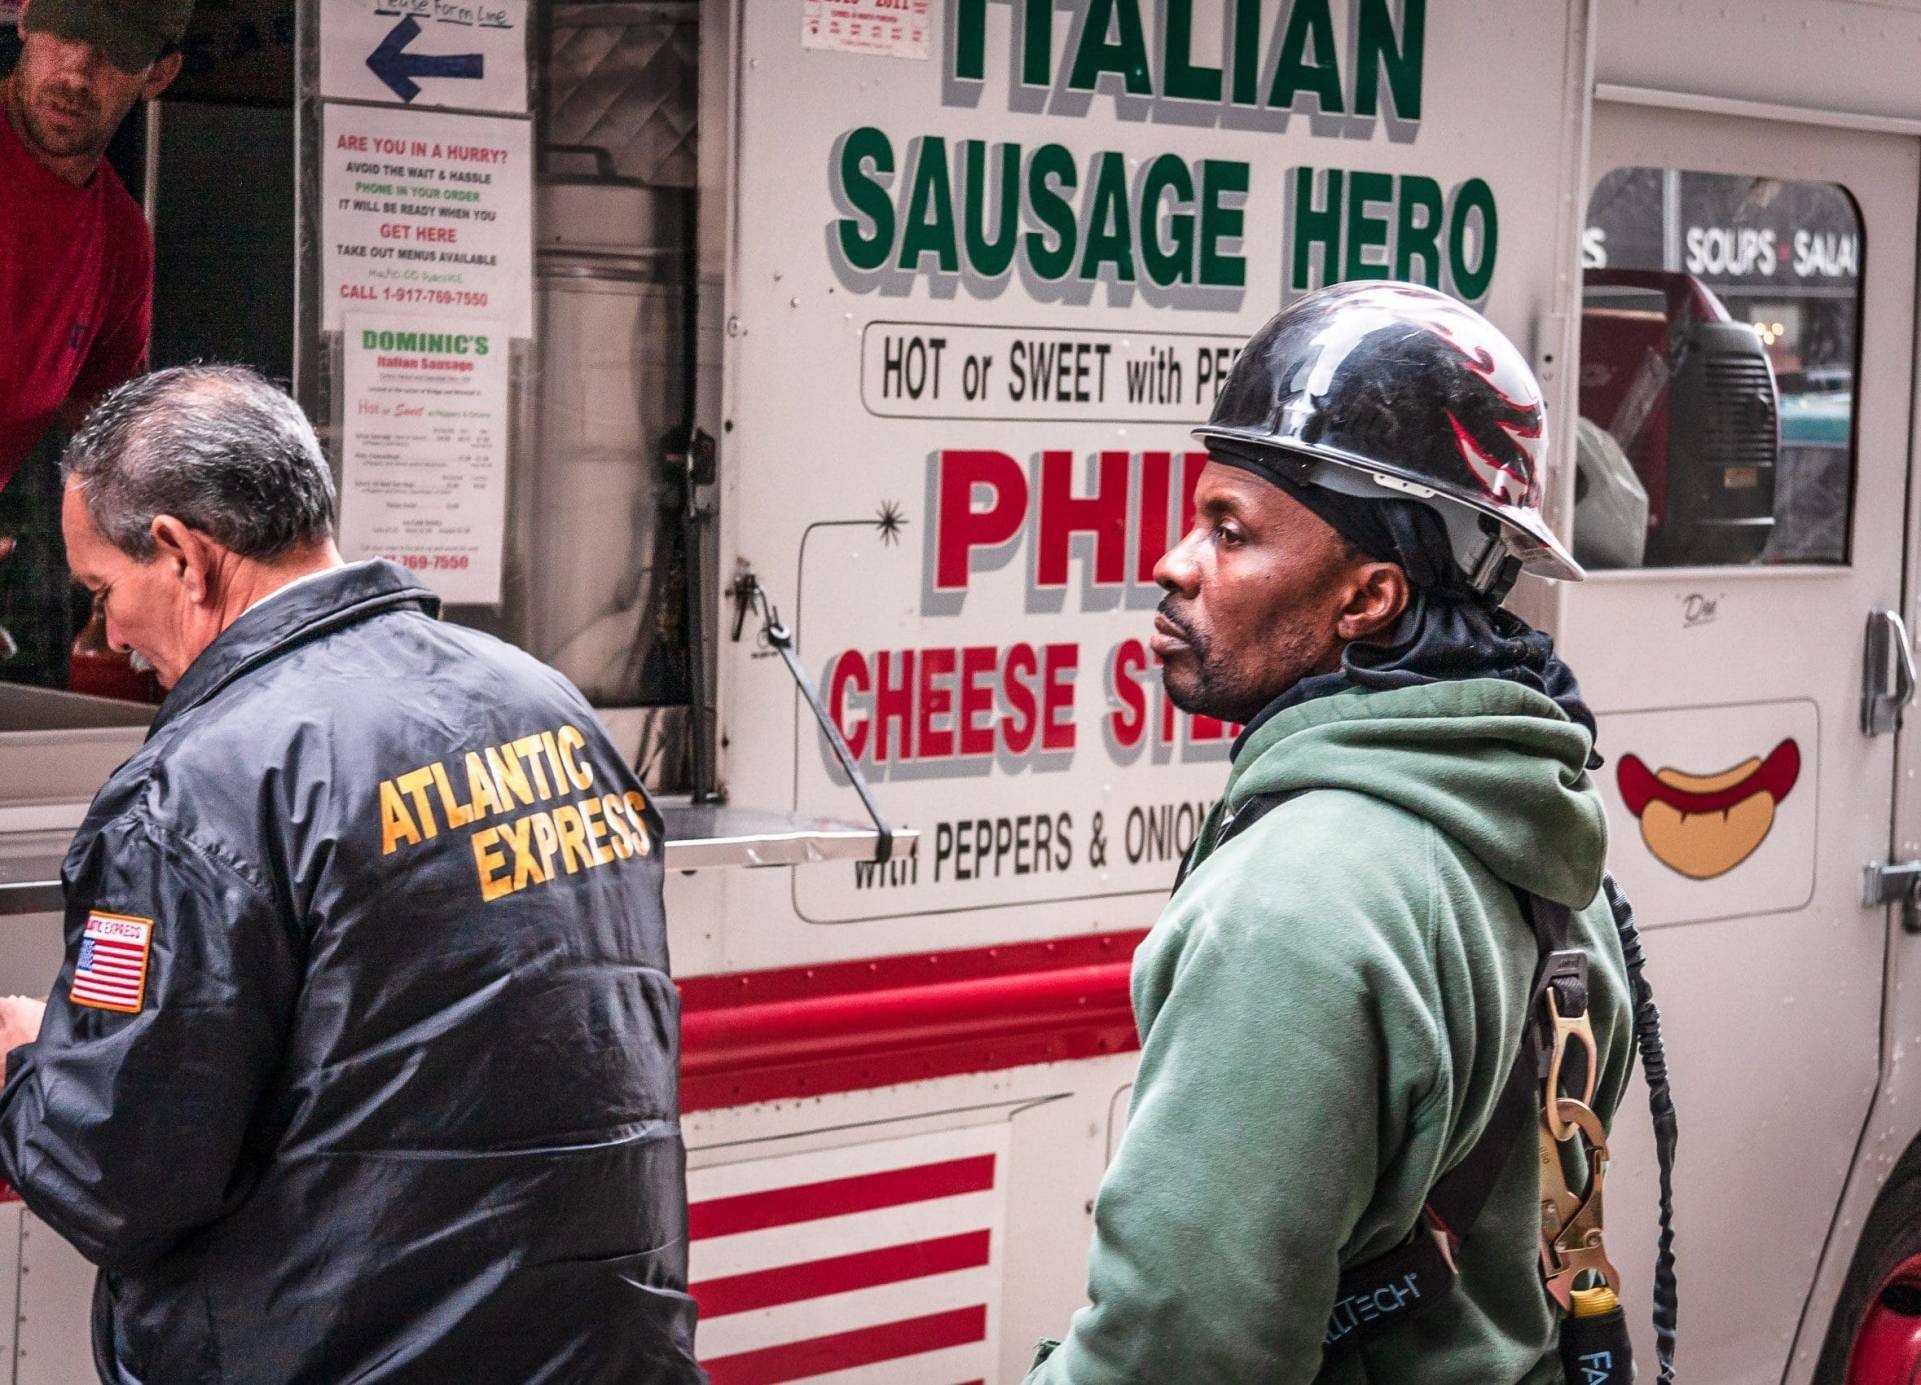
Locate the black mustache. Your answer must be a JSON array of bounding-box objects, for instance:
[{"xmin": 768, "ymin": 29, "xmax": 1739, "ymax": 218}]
[{"xmin": 1155, "ymin": 597, "xmax": 1201, "ymax": 648}]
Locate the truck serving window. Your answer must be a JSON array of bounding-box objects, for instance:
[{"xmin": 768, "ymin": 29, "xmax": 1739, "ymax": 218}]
[
  {"xmin": 0, "ymin": 13, "xmax": 295, "ymax": 711},
  {"xmin": 1578, "ymin": 167, "xmax": 1861, "ymax": 568}
]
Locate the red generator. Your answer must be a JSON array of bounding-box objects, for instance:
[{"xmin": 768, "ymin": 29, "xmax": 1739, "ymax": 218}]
[{"xmin": 1579, "ymin": 269, "xmax": 1781, "ymax": 564}]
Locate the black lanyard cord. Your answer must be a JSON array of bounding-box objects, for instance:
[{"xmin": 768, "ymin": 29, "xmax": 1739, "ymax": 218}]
[{"xmin": 1603, "ymin": 874, "xmax": 1679, "ymax": 1382}]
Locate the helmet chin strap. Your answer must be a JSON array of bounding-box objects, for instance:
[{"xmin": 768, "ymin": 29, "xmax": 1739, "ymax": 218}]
[{"xmin": 1446, "ymin": 511, "xmax": 1521, "ymax": 600}]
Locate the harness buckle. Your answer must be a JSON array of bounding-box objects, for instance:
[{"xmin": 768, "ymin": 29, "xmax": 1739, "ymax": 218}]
[{"xmin": 1538, "ymin": 948, "xmax": 1590, "ymax": 1019}]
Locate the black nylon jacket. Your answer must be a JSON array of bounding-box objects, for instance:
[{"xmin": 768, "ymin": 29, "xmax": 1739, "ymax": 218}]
[{"xmin": 0, "ymin": 561, "xmax": 704, "ymax": 1383}]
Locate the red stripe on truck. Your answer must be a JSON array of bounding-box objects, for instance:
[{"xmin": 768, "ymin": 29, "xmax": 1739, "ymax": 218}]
[
  {"xmin": 691, "ymin": 1229, "xmax": 992, "ymax": 1315},
  {"xmin": 701, "ymin": 1304, "xmax": 988, "ymax": 1385},
  {"xmin": 689, "ymin": 1156, "xmax": 997, "ymax": 1240},
  {"xmin": 677, "ymin": 930, "xmax": 1147, "ymax": 1112}
]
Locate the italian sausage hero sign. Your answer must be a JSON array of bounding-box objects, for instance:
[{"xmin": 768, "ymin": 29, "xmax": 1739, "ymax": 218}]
[
  {"xmin": 828, "ymin": 0, "xmax": 1497, "ymax": 304},
  {"xmin": 722, "ymin": 0, "xmax": 1577, "ymax": 934}
]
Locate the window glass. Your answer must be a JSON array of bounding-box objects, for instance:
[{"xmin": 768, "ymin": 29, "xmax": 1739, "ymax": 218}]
[
  {"xmin": 1578, "ymin": 167, "xmax": 1861, "ymax": 567},
  {"xmin": 1, "ymin": 100, "xmax": 288, "ymax": 707},
  {"xmin": 0, "ymin": 32, "xmax": 146, "ymax": 703},
  {"xmin": 0, "ymin": 0, "xmax": 296, "ymax": 711},
  {"xmin": 0, "ymin": 433, "xmax": 91, "ymax": 697}
]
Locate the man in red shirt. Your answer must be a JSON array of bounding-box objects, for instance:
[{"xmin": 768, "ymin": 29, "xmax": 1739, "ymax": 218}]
[{"xmin": 0, "ymin": 0, "xmax": 191, "ymax": 515}]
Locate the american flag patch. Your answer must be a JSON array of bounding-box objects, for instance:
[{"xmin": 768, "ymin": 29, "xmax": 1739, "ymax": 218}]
[
  {"xmin": 689, "ymin": 1125, "xmax": 1008, "ymax": 1384},
  {"xmin": 70, "ymin": 912, "xmax": 153, "ymax": 1014}
]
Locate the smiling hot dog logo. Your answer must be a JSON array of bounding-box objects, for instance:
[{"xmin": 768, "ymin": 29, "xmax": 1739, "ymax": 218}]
[{"xmin": 1616, "ymin": 739, "xmax": 1802, "ymax": 880}]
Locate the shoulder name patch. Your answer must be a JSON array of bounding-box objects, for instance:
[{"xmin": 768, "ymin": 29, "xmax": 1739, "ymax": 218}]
[{"xmin": 71, "ymin": 912, "xmax": 153, "ymax": 1014}]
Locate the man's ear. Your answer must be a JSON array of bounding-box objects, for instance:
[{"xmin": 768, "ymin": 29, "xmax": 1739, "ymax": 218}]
[
  {"xmin": 142, "ymin": 51, "xmax": 184, "ymax": 101},
  {"xmin": 1335, "ymin": 561, "xmax": 1410, "ymax": 643},
  {"xmin": 147, "ymin": 515, "xmax": 220, "ymax": 606}
]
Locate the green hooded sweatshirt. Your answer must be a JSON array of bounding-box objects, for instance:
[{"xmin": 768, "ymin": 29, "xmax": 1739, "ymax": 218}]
[{"xmin": 1025, "ymin": 678, "xmax": 1635, "ymax": 1384}]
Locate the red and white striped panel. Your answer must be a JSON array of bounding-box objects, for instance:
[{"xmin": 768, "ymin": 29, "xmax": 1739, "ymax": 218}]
[{"xmin": 689, "ymin": 1124, "xmax": 1009, "ymax": 1385}]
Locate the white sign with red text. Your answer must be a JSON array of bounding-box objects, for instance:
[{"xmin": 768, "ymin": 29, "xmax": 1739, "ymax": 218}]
[
  {"xmin": 338, "ymin": 314, "xmax": 509, "ymax": 604},
  {"xmin": 790, "ymin": 448, "xmax": 1234, "ymax": 924},
  {"xmin": 802, "ymin": 0, "xmax": 930, "ymax": 60},
  {"xmin": 320, "ymin": 104, "xmax": 533, "ymax": 337}
]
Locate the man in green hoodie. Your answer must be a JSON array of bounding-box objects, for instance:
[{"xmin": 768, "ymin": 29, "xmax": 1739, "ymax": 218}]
[{"xmin": 1026, "ymin": 282, "xmax": 1637, "ymax": 1384}]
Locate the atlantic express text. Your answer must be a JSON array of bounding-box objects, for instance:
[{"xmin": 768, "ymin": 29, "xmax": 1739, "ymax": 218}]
[{"xmin": 377, "ymin": 724, "xmax": 653, "ymax": 902}]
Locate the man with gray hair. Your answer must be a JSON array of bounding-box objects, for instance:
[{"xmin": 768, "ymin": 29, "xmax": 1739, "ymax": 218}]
[{"xmin": 0, "ymin": 365, "xmax": 706, "ymax": 1382}]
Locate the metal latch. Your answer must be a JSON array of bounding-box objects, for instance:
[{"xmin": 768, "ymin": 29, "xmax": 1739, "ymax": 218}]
[
  {"xmin": 1864, "ymin": 860, "xmax": 1921, "ymax": 932},
  {"xmin": 1862, "ymin": 609, "xmax": 1918, "ymax": 736}
]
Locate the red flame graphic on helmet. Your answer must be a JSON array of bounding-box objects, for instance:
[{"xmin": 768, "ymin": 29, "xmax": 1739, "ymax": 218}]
[
  {"xmin": 1446, "ymin": 411, "xmax": 1539, "ymax": 506},
  {"xmin": 1443, "ymin": 343, "xmax": 1543, "ymax": 507}
]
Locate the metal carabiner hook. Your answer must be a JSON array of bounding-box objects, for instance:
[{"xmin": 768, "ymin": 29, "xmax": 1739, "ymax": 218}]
[
  {"xmin": 1538, "ymin": 1097, "xmax": 1623, "ymax": 1310},
  {"xmin": 1544, "ymin": 987, "xmax": 1600, "ymax": 1142}
]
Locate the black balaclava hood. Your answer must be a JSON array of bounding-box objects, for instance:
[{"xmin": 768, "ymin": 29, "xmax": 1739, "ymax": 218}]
[{"xmin": 1219, "ymin": 454, "xmax": 1600, "ymax": 766}]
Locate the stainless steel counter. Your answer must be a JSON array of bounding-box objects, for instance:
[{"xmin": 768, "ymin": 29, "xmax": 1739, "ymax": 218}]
[
  {"xmin": 653, "ymin": 803, "xmax": 916, "ymax": 870},
  {"xmin": 0, "ymin": 809, "xmax": 916, "ymax": 914},
  {"xmin": 0, "ymin": 833, "xmax": 68, "ymax": 917},
  {"xmin": 0, "ymin": 685, "xmax": 148, "ymax": 917},
  {"xmin": 0, "ymin": 684, "xmax": 915, "ymax": 916}
]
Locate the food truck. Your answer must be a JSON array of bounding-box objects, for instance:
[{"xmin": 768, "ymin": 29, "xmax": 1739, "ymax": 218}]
[{"xmin": 2, "ymin": 0, "xmax": 1921, "ymax": 1379}]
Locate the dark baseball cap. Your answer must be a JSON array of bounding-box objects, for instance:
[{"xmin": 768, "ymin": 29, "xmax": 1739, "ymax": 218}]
[{"xmin": 22, "ymin": 0, "xmax": 195, "ymax": 75}]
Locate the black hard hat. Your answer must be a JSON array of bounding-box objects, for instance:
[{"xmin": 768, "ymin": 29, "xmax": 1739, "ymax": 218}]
[{"xmin": 1195, "ymin": 281, "xmax": 1583, "ymax": 594}]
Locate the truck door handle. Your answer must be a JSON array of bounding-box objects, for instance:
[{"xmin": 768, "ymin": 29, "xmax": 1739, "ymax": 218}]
[{"xmin": 1863, "ymin": 608, "xmax": 1917, "ymax": 736}]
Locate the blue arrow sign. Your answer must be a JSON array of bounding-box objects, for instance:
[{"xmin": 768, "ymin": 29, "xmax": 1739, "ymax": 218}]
[{"xmin": 366, "ymin": 17, "xmax": 485, "ymax": 104}]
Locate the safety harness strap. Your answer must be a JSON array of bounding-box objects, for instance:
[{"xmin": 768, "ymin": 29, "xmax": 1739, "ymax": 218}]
[
  {"xmin": 1425, "ymin": 892, "xmax": 1577, "ymax": 1237},
  {"xmin": 1321, "ymin": 1220, "xmax": 1454, "ymax": 1351},
  {"xmin": 1321, "ymin": 892, "xmax": 1589, "ymax": 1352},
  {"xmin": 1188, "ymin": 792, "xmax": 1586, "ymax": 1354},
  {"xmin": 1171, "ymin": 792, "xmax": 1290, "ymax": 894}
]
